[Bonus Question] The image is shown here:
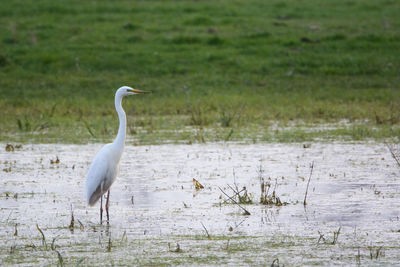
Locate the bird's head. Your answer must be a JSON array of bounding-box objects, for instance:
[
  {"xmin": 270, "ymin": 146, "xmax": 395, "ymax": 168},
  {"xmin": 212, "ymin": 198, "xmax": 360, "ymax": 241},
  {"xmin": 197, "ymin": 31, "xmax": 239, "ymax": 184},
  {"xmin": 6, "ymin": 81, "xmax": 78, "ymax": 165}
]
[{"xmin": 116, "ymin": 86, "xmax": 151, "ymax": 97}]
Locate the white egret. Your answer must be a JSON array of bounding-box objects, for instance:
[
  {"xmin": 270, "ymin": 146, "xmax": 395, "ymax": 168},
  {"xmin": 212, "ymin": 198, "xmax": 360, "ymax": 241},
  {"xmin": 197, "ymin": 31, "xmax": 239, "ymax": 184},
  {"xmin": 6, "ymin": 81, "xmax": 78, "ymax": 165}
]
[{"xmin": 85, "ymin": 86, "xmax": 150, "ymax": 224}]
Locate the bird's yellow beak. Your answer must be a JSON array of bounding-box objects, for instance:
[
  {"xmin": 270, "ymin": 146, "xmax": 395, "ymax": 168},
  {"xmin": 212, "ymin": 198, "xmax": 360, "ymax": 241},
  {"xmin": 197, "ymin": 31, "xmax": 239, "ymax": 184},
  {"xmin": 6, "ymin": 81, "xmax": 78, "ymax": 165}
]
[{"xmin": 130, "ymin": 88, "xmax": 151, "ymax": 94}]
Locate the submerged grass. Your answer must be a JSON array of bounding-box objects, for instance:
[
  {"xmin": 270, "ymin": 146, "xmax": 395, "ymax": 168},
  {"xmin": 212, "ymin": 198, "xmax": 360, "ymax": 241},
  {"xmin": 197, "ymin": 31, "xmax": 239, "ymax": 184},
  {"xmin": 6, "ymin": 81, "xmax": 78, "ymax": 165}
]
[
  {"xmin": 8, "ymin": 228, "xmax": 388, "ymax": 266},
  {"xmin": 0, "ymin": 0, "xmax": 400, "ymax": 143}
]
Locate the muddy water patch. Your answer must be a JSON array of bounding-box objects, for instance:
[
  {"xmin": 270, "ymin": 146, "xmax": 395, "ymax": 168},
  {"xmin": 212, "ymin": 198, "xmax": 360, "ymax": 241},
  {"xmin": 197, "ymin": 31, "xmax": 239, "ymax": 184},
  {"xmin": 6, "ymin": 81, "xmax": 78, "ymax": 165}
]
[{"xmin": 1, "ymin": 142, "xmax": 400, "ymax": 265}]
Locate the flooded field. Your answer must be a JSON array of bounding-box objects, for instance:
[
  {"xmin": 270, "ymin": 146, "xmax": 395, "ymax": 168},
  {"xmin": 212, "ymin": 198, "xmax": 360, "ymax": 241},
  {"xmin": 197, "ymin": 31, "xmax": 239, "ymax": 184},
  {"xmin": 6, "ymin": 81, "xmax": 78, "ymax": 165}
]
[{"xmin": 1, "ymin": 142, "xmax": 400, "ymax": 266}]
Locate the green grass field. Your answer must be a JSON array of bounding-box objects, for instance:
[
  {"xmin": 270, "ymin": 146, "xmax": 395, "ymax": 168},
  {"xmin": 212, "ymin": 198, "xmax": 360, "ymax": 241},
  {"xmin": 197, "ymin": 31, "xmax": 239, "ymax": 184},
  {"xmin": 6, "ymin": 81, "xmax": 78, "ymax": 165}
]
[{"xmin": 1, "ymin": 0, "xmax": 400, "ymax": 143}]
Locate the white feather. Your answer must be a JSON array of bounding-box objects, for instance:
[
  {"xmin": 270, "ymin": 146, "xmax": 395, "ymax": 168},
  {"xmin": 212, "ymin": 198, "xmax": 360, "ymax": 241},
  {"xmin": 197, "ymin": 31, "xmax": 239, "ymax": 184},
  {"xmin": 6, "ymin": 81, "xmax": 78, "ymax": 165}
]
[{"xmin": 85, "ymin": 144, "xmax": 120, "ymax": 206}]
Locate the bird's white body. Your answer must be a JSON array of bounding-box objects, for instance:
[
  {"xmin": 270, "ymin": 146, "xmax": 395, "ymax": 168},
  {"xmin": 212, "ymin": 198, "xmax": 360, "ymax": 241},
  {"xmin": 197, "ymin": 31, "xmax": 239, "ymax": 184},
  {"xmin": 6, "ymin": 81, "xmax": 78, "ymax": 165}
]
[
  {"xmin": 84, "ymin": 86, "xmax": 149, "ymax": 215},
  {"xmin": 85, "ymin": 143, "xmax": 122, "ymax": 206}
]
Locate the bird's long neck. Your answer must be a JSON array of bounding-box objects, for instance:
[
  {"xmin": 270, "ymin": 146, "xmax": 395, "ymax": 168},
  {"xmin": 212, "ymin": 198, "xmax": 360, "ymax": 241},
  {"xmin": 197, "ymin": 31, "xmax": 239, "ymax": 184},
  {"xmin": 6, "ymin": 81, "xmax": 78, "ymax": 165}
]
[{"xmin": 113, "ymin": 93, "xmax": 126, "ymax": 153}]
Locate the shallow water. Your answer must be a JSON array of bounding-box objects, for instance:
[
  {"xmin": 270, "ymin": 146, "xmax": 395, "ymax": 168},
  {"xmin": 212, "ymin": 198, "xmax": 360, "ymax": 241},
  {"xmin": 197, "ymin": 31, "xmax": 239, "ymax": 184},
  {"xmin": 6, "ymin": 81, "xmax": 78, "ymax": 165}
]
[{"xmin": 1, "ymin": 142, "xmax": 400, "ymax": 266}]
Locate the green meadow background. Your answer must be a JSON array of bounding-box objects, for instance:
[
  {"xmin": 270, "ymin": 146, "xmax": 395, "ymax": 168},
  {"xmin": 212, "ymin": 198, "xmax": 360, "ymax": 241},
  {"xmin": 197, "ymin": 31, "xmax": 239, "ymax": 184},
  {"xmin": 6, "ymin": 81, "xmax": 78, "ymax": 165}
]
[{"xmin": 1, "ymin": 0, "xmax": 399, "ymax": 144}]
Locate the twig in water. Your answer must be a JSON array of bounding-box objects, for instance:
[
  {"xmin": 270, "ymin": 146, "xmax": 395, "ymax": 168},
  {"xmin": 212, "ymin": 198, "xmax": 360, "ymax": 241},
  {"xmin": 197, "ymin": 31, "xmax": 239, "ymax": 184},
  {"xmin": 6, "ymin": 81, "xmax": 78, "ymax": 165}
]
[
  {"xmin": 218, "ymin": 186, "xmax": 251, "ymax": 215},
  {"xmin": 55, "ymin": 250, "xmax": 64, "ymax": 267},
  {"xmin": 227, "ymin": 184, "xmax": 239, "ymax": 195},
  {"xmin": 76, "ymin": 258, "xmax": 86, "ymax": 266},
  {"xmin": 226, "ymin": 180, "xmax": 253, "ymax": 204},
  {"xmin": 225, "ymin": 239, "xmax": 230, "ymax": 250},
  {"xmin": 271, "ymin": 258, "xmax": 283, "ymax": 267},
  {"xmin": 36, "ymin": 224, "xmax": 47, "ymax": 249},
  {"xmin": 332, "ymin": 227, "xmax": 341, "ymax": 244},
  {"xmin": 385, "ymin": 142, "xmax": 400, "ymax": 168},
  {"xmin": 356, "ymin": 247, "xmax": 361, "ymax": 266},
  {"xmin": 303, "ymin": 161, "xmax": 314, "ymax": 206},
  {"xmin": 375, "ymin": 246, "xmax": 383, "ymax": 259},
  {"xmin": 77, "ymin": 219, "xmax": 84, "ymax": 231},
  {"xmin": 317, "ymin": 231, "xmax": 326, "ymax": 244},
  {"xmin": 233, "ymin": 218, "xmax": 247, "ymax": 231},
  {"xmin": 120, "ymin": 231, "xmax": 127, "ymax": 244},
  {"xmin": 51, "ymin": 235, "xmax": 61, "ymax": 251},
  {"xmin": 200, "ymin": 222, "xmax": 211, "ymax": 239},
  {"xmin": 51, "ymin": 237, "xmax": 57, "ymax": 251},
  {"xmin": 226, "ymin": 184, "xmax": 250, "ymax": 203},
  {"xmin": 369, "ymin": 246, "xmax": 384, "ymax": 259},
  {"xmin": 69, "ymin": 204, "xmax": 74, "ymax": 233},
  {"xmin": 273, "ymin": 178, "xmax": 278, "ymax": 197}
]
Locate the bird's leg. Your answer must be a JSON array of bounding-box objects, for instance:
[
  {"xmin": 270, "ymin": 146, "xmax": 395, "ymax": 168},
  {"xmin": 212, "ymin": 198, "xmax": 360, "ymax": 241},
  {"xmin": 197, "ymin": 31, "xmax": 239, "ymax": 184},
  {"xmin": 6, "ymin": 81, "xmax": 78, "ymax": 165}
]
[
  {"xmin": 106, "ymin": 190, "xmax": 110, "ymax": 224},
  {"xmin": 100, "ymin": 195, "xmax": 103, "ymax": 225},
  {"xmin": 100, "ymin": 181, "xmax": 104, "ymax": 225}
]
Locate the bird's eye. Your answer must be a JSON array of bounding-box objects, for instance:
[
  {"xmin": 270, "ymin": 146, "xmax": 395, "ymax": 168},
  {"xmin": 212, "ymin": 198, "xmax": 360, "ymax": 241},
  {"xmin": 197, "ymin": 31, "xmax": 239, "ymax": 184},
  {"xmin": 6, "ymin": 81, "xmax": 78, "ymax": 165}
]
[{"xmin": 126, "ymin": 89, "xmax": 129, "ymax": 92}]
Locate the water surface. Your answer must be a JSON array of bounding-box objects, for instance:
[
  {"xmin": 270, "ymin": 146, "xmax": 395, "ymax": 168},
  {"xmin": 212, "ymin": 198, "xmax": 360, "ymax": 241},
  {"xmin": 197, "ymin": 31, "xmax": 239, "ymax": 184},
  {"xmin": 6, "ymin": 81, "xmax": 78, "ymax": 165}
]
[{"xmin": 1, "ymin": 142, "xmax": 399, "ymax": 266}]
